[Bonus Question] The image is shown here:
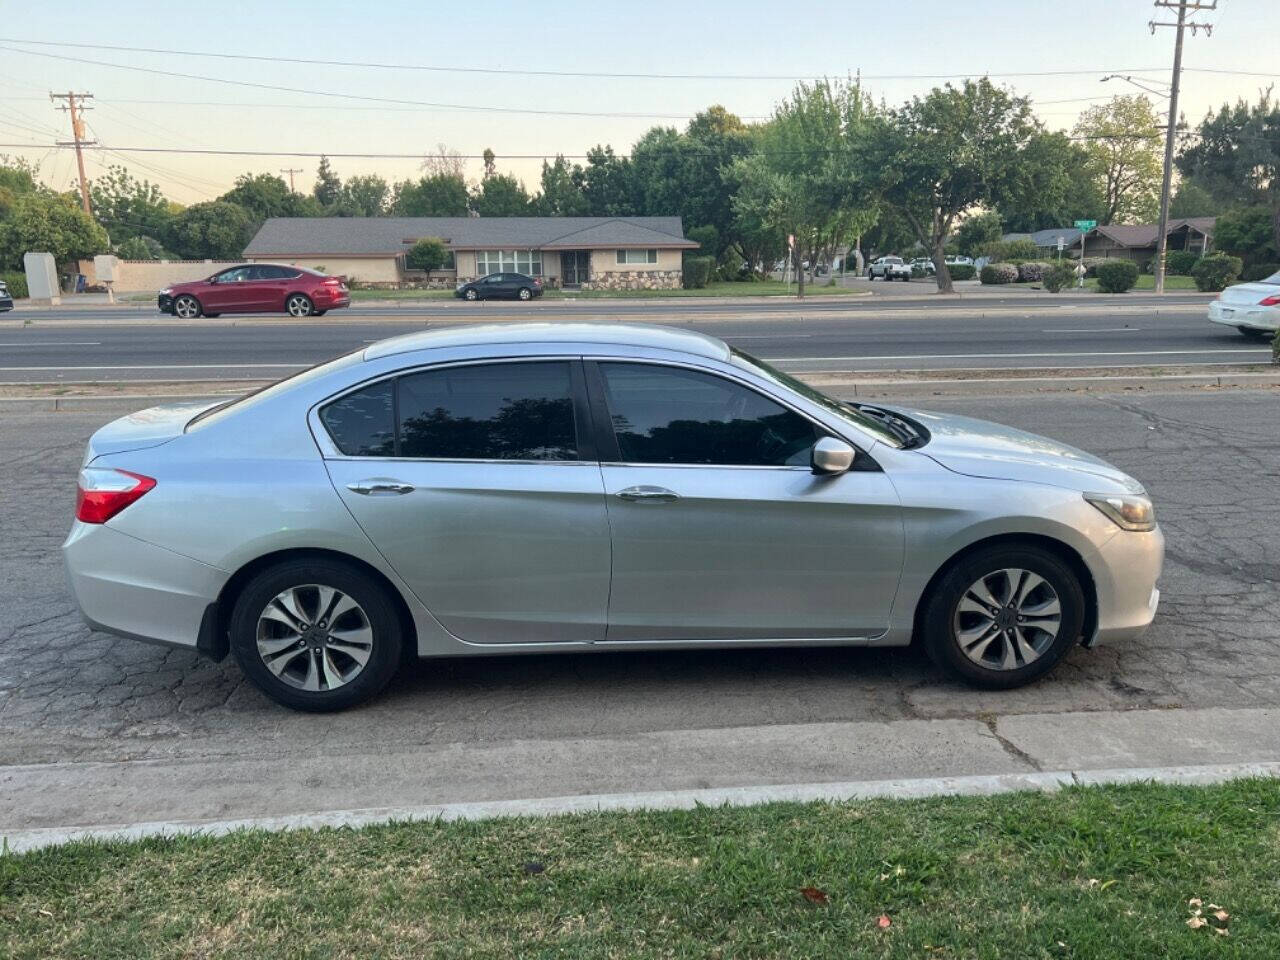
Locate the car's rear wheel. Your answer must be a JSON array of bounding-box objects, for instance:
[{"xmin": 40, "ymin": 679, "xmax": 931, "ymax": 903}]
[
  {"xmin": 1237, "ymin": 326, "xmax": 1273, "ymax": 339},
  {"xmin": 229, "ymin": 559, "xmax": 403, "ymax": 712},
  {"xmin": 286, "ymin": 294, "xmax": 314, "ymax": 317},
  {"xmin": 173, "ymin": 295, "xmax": 201, "ymax": 319},
  {"xmin": 920, "ymin": 544, "xmax": 1085, "ymax": 689},
  {"xmin": 465, "ymin": 288, "xmax": 479, "ymax": 301}
]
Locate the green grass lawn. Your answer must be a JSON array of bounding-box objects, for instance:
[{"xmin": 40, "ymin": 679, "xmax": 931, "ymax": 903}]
[
  {"xmin": 4, "ymin": 778, "xmax": 1279, "ymax": 958},
  {"xmin": 350, "ymin": 280, "xmax": 861, "ymax": 302},
  {"xmin": 1081, "ymin": 274, "xmax": 1200, "ymax": 292}
]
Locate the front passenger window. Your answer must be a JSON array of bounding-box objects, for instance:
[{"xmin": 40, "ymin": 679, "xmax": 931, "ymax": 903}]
[{"xmin": 597, "ymin": 363, "xmax": 820, "ymax": 467}]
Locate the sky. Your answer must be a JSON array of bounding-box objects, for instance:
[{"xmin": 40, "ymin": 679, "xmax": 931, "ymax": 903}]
[{"xmin": 0, "ymin": 0, "xmax": 1274, "ymax": 206}]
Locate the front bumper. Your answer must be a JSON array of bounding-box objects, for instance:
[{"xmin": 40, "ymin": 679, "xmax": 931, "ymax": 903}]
[
  {"xmin": 1087, "ymin": 525, "xmax": 1165, "ymax": 645},
  {"xmin": 1208, "ymin": 300, "xmax": 1279, "ymax": 332},
  {"xmin": 63, "ymin": 522, "xmax": 227, "ymax": 650},
  {"xmin": 157, "ymin": 293, "xmax": 175, "ymax": 314}
]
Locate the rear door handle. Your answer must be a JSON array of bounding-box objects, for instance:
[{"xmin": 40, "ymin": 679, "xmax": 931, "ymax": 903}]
[
  {"xmin": 347, "ymin": 478, "xmax": 415, "ymax": 496},
  {"xmin": 615, "ymin": 485, "xmax": 679, "ymax": 503}
]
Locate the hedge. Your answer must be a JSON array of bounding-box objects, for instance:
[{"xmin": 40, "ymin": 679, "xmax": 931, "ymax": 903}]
[
  {"xmin": 1192, "ymin": 253, "xmax": 1243, "ymax": 292},
  {"xmin": 948, "ymin": 263, "xmax": 976, "ymax": 281},
  {"xmin": 1165, "ymin": 250, "xmax": 1201, "ymax": 275},
  {"xmin": 682, "ymin": 255, "xmax": 714, "ymax": 289},
  {"xmin": 1242, "ymin": 262, "xmax": 1280, "ymax": 282},
  {"xmin": 980, "ymin": 263, "xmax": 1018, "ymax": 285},
  {"xmin": 1016, "ymin": 261, "xmax": 1052, "ymax": 283},
  {"xmin": 1095, "ymin": 260, "xmax": 1139, "ymax": 293},
  {"xmin": 1, "ymin": 270, "xmax": 27, "ymax": 299},
  {"xmin": 1042, "ymin": 262, "xmax": 1077, "ymax": 293}
]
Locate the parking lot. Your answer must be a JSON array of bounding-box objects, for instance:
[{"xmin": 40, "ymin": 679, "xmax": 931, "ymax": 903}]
[{"xmin": 2, "ymin": 386, "xmax": 1279, "ymax": 830}]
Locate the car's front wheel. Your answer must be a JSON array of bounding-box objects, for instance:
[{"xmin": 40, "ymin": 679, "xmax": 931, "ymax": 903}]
[
  {"xmin": 920, "ymin": 544, "xmax": 1085, "ymax": 689},
  {"xmin": 464, "ymin": 288, "xmax": 479, "ymax": 301},
  {"xmin": 229, "ymin": 559, "xmax": 404, "ymax": 712},
  {"xmin": 173, "ymin": 295, "xmax": 201, "ymax": 319}
]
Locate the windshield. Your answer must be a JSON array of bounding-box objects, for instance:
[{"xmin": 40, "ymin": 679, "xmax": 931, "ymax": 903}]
[
  {"xmin": 728, "ymin": 347, "xmax": 903, "ymax": 448},
  {"xmin": 187, "ymin": 348, "xmax": 365, "ymax": 429}
]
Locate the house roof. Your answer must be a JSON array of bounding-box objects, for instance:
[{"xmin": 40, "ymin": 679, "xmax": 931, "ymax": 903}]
[
  {"xmin": 244, "ymin": 216, "xmax": 698, "ymax": 257},
  {"xmin": 1088, "ymin": 217, "xmax": 1216, "ymax": 248}
]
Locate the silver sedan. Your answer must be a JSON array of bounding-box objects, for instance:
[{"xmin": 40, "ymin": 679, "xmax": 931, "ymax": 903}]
[{"xmin": 64, "ymin": 324, "xmax": 1163, "ymax": 711}]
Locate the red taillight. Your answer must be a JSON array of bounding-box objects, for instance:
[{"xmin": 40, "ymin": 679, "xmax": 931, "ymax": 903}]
[
  {"xmin": 1259, "ymin": 294, "xmax": 1280, "ymax": 306},
  {"xmin": 323, "ymin": 277, "xmax": 341, "ymax": 286},
  {"xmin": 76, "ymin": 468, "xmax": 156, "ymax": 524}
]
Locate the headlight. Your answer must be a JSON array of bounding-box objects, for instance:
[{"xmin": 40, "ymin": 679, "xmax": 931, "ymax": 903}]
[
  {"xmin": 159, "ymin": 287, "xmax": 173, "ymax": 295},
  {"xmin": 1085, "ymin": 492, "xmax": 1156, "ymax": 531}
]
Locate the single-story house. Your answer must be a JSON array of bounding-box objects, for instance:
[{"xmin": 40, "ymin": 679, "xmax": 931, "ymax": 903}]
[
  {"xmin": 243, "ymin": 216, "xmax": 700, "ymax": 290},
  {"xmin": 1079, "ymin": 217, "xmax": 1216, "ymax": 263}
]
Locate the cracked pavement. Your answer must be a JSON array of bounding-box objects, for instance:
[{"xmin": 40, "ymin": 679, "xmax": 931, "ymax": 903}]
[{"xmin": 1, "ymin": 387, "xmax": 1278, "ymax": 829}]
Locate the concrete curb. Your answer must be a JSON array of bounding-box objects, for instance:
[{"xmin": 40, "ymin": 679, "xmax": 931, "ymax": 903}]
[{"xmin": 6, "ymin": 761, "xmax": 1277, "ymax": 855}]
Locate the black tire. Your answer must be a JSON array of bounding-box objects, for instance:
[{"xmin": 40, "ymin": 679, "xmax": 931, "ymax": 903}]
[
  {"xmin": 518, "ymin": 287, "xmax": 532, "ymax": 300},
  {"xmin": 464, "ymin": 288, "xmax": 479, "ymax": 301},
  {"xmin": 204, "ymin": 312, "xmax": 221, "ymax": 318},
  {"xmin": 1238, "ymin": 326, "xmax": 1272, "ymax": 339},
  {"xmin": 313, "ymin": 310, "xmax": 327, "ymax": 316},
  {"xmin": 920, "ymin": 544, "xmax": 1085, "ymax": 689},
  {"xmin": 229, "ymin": 558, "xmax": 404, "ymax": 712},
  {"xmin": 173, "ymin": 294, "xmax": 202, "ymax": 319}
]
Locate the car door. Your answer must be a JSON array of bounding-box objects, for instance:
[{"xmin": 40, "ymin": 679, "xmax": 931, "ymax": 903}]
[
  {"xmin": 203, "ymin": 266, "xmax": 260, "ymax": 313},
  {"xmin": 587, "ymin": 360, "xmax": 904, "ymax": 642},
  {"xmin": 480, "ymin": 274, "xmax": 505, "ymax": 299},
  {"xmin": 252, "ymin": 265, "xmax": 292, "ymax": 311},
  {"xmin": 319, "ymin": 359, "xmax": 611, "ymax": 645}
]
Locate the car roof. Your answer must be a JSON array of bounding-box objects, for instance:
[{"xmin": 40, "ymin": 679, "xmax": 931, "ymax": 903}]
[{"xmin": 363, "ymin": 322, "xmax": 731, "ymax": 362}]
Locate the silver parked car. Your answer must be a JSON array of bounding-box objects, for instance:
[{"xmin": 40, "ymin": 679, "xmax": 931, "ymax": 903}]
[{"xmin": 64, "ymin": 324, "xmax": 1163, "ymax": 711}]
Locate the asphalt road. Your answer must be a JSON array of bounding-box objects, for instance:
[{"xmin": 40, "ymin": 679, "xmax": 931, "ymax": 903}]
[
  {"xmin": 2, "ymin": 387, "xmax": 1278, "ymax": 830},
  {"xmin": 1, "ymin": 292, "xmax": 1267, "ymax": 384}
]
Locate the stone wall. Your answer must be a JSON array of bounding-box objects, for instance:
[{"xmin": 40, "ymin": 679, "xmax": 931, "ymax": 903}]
[{"xmin": 583, "ymin": 269, "xmax": 682, "ymax": 291}]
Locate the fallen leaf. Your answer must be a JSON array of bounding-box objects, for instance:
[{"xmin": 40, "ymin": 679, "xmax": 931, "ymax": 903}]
[
  {"xmin": 522, "ymin": 861, "xmax": 546, "ymax": 875},
  {"xmin": 877, "ymin": 914, "xmax": 892, "ymax": 929},
  {"xmin": 1207, "ymin": 903, "xmax": 1221, "ymax": 910},
  {"xmin": 1214, "ymin": 927, "xmax": 1229, "ymax": 937},
  {"xmin": 1188, "ymin": 897, "xmax": 1202, "ymax": 907},
  {"xmin": 37, "ymin": 909, "xmax": 52, "ymax": 918},
  {"xmin": 1187, "ymin": 916, "xmax": 1207, "ymax": 929},
  {"xmin": 1214, "ymin": 910, "xmax": 1230, "ymax": 922},
  {"xmin": 800, "ymin": 887, "xmax": 829, "ymax": 905},
  {"xmin": 1100, "ymin": 879, "xmax": 1118, "ymax": 891}
]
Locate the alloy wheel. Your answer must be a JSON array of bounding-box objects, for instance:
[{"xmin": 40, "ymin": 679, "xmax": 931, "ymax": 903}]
[
  {"xmin": 174, "ymin": 296, "xmax": 199, "ymax": 319},
  {"xmin": 952, "ymin": 568, "xmax": 1062, "ymax": 671},
  {"xmin": 286, "ymin": 295, "xmax": 312, "ymax": 317},
  {"xmin": 256, "ymin": 584, "xmax": 374, "ymax": 691}
]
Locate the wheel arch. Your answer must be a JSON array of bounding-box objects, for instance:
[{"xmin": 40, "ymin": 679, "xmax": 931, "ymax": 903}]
[
  {"xmin": 199, "ymin": 547, "xmax": 418, "ymax": 663},
  {"xmin": 911, "ymin": 532, "xmax": 1098, "ymax": 648}
]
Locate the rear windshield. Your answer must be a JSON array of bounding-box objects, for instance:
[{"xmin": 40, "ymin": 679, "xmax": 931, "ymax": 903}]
[
  {"xmin": 1260, "ymin": 272, "xmax": 1280, "ymax": 285},
  {"xmin": 186, "ymin": 349, "xmax": 365, "ymax": 430}
]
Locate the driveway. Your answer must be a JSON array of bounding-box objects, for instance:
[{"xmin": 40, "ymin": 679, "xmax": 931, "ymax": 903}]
[{"xmin": 1, "ymin": 388, "xmax": 1277, "ymax": 830}]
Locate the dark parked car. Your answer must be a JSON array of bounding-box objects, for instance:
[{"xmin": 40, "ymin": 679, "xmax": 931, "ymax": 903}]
[
  {"xmin": 455, "ymin": 272, "xmax": 544, "ymax": 302},
  {"xmin": 158, "ymin": 264, "xmax": 350, "ymax": 319},
  {"xmin": 0, "ymin": 279, "xmax": 13, "ymax": 312}
]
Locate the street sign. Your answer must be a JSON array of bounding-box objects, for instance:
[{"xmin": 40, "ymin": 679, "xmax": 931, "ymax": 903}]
[
  {"xmin": 1074, "ymin": 219, "xmax": 1097, "ymax": 230},
  {"xmin": 1057, "ymin": 236, "xmax": 1065, "ymax": 251}
]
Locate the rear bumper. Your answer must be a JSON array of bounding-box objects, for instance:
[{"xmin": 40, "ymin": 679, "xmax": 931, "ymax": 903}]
[
  {"xmin": 1208, "ymin": 300, "xmax": 1279, "ymax": 332},
  {"xmin": 0, "ymin": 296, "xmax": 13, "ymax": 312},
  {"xmin": 319, "ymin": 292, "xmax": 351, "ymax": 310},
  {"xmin": 63, "ymin": 522, "xmax": 228, "ymax": 651},
  {"xmin": 1088, "ymin": 525, "xmax": 1165, "ymax": 645}
]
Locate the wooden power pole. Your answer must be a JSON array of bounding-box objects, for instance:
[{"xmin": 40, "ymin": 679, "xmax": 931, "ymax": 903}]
[
  {"xmin": 280, "ymin": 167, "xmax": 304, "ymax": 192},
  {"xmin": 50, "ymin": 91, "xmax": 96, "ymax": 216},
  {"xmin": 1149, "ymin": 0, "xmax": 1216, "ymax": 294}
]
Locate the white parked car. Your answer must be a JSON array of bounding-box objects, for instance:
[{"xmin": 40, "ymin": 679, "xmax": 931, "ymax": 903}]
[
  {"xmin": 1207, "ymin": 270, "xmax": 1280, "ymax": 338},
  {"xmin": 909, "ymin": 257, "xmax": 936, "ymax": 276},
  {"xmin": 867, "ymin": 256, "xmax": 912, "ymax": 281},
  {"xmin": 945, "ymin": 255, "xmax": 974, "ymax": 267}
]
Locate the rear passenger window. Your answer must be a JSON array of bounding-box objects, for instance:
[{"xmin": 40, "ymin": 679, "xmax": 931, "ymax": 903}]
[
  {"xmin": 319, "ymin": 380, "xmax": 395, "ymax": 456},
  {"xmin": 397, "ymin": 362, "xmax": 577, "ymax": 460}
]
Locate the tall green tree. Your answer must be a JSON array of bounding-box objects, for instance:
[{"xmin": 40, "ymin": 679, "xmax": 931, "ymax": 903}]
[
  {"xmin": 0, "ymin": 191, "xmax": 108, "ymax": 269},
  {"xmin": 313, "ymin": 156, "xmax": 341, "ymax": 207},
  {"xmin": 1072, "ymin": 95, "xmax": 1162, "ymax": 225},
  {"xmin": 471, "ymin": 173, "xmax": 532, "ymax": 216},
  {"xmin": 1177, "ymin": 89, "xmax": 1280, "ymax": 254},
  {"xmin": 1169, "ymin": 180, "xmax": 1217, "ymax": 218},
  {"xmin": 1213, "ymin": 206, "xmax": 1277, "ymax": 266},
  {"xmin": 534, "ymin": 156, "xmax": 589, "ymax": 216},
  {"xmin": 90, "ymin": 165, "xmax": 172, "ymax": 244},
  {"xmin": 166, "ymin": 200, "xmax": 255, "ymax": 259},
  {"xmin": 953, "ymin": 211, "xmax": 1003, "ymax": 258},
  {"xmin": 220, "ymin": 173, "xmax": 320, "ymax": 220},
  {"xmin": 391, "ymin": 173, "xmax": 469, "ymax": 216},
  {"xmin": 580, "ymin": 146, "xmax": 637, "ymax": 217},
  {"xmin": 0, "ymin": 156, "xmax": 40, "ymax": 220},
  {"xmin": 856, "ymin": 77, "xmax": 1040, "ymax": 292},
  {"xmin": 336, "ymin": 174, "xmax": 389, "ymax": 216},
  {"xmin": 998, "ymin": 131, "xmax": 1104, "ymax": 232}
]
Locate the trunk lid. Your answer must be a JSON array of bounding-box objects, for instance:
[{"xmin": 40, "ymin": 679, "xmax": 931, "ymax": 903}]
[
  {"xmin": 84, "ymin": 399, "xmax": 224, "ymax": 463},
  {"xmin": 1219, "ymin": 280, "xmax": 1280, "ymax": 305}
]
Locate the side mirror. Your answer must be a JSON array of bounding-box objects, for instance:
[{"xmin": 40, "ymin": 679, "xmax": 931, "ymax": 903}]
[{"xmin": 811, "ymin": 436, "xmax": 856, "ymax": 475}]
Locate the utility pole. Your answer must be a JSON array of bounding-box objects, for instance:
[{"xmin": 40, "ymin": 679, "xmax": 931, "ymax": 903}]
[
  {"xmin": 280, "ymin": 167, "xmax": 304, "ymax": 192},
  {"xmin": 1150, "ymin": 0, "xmax": 1215, "ymax": 294},
  {"xmin": 50, "ymin": 91, "xmax": 96, "ymax": 216}
]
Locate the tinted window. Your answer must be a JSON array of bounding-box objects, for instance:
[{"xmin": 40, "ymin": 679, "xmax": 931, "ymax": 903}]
[
  {"xmin": 598, "ymin": 363, "xmax": 820, "ymax": 467},
  {"xmin": 397, "ymin": 362, "xmax": 577, "ymax": 460},
  {"xmin": 320, "ymin": 380, "xmax": 395, "ymax": 456},
  {"xmin": 217, "ymin": 267, "xmax": 251, "ymax": 283}
]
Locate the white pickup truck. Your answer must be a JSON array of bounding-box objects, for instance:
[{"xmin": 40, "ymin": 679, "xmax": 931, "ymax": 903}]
[{"xmin": 867, "ymin": 256, "xmax": 912, "ymax": 281}]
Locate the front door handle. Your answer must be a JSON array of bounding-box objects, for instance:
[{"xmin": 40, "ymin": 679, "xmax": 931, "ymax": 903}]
[
  {"xmin": 615, "ymin": 485, "xmax": 679, "ymax": 503},
  {"xmin": 347, "ymin": 478, "xmax": 415, "ymax": 496}
]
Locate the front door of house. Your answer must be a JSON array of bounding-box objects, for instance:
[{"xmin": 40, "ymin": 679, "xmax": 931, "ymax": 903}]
[{"xmin": 561, "ymin": 251, "xmax": 590, "ymax": 286}]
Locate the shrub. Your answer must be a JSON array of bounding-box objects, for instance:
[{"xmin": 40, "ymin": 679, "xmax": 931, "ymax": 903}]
[
  {"xmin": 910, "ymin": 264, "xmax": 928, "ymax": 278},
  {"xmin": 980, "ymin": 262, "xmax": 1019, "ymax": 285},
  {"xmin": 1242, "ymin": 262, "xmax": 1280, "ymax": 282},
  {"xmin": 948, "ymin": 263, "xmax": 976, "ymax": 281},
  {"xmin": 979, "ymin": 238, "xmax": 1039, "ymax": 262},
  {"xmin": 1192, "ymin": 252, "xmax": 1243, "ymax": 292},
  {"xmin": 1, "ymin": 270, "xmax": 27, "ymax": 298},
  {"xmin": 115, "ymin": 235, "xmax": 170, "ymax": 261},
  {"xmin": 1095, "ymin": 259, "xmax": 1140, "ymax": 293},
  {"xmin": 1016, "ymin": 261, "xmax": 1052, "ymax": 283},
  {"xmin": 1165, "ymin": 249, "xmax": 1201, "ymax": 275},
  {"xmin": 1042, "ymin": 262, "xmax": 1077, "ymax": 293},
  {"xmin": 405, "ymin": 237, "xmax": 449, "ymax": 276},
  {"xmin": 682, "ymin": 255, "xmax": 714, "ymax": 289}
]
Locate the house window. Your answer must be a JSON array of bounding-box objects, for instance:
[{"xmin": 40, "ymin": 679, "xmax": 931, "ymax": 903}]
[
  {"xmin": 616, "ymin": 249, "xmax": 659, "ymax": 265},
  {"xmin": 476, "ymin": 250, "xmax": 543, "ymax": 276}
]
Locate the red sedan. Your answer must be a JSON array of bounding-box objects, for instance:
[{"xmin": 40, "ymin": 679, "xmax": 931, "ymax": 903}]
[{"xmin": 158, "ymin": 263, "xmax": 350, "ymax": 318}]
